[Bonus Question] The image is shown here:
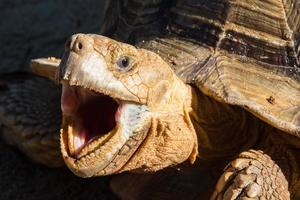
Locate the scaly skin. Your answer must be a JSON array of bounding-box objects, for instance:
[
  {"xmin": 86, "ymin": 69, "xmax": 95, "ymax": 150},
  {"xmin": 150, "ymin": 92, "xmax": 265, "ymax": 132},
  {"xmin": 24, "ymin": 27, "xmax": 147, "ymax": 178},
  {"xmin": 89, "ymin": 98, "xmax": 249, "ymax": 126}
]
[
  {"xmin": 0, "ymin": 74, "xmax": 63, "ymax": 167},
  {"xmin": 1, "ymin": 33, "xmax": 300, "ymax": 199},
  {"xmin": 55, "ymin": 34, "xmax": 300, "ymax": 199}
]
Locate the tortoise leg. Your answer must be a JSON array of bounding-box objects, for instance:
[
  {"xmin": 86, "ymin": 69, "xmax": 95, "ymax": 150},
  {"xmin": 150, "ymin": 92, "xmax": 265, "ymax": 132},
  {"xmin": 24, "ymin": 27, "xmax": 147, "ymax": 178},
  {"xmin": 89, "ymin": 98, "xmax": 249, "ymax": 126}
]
[
  {"xmin": 211, "ymin": 150, "xmax": 290, "ymax": 200},
  {"xmin": 0, "ymin": 74, "xmax": 63, "ymax": 167}
]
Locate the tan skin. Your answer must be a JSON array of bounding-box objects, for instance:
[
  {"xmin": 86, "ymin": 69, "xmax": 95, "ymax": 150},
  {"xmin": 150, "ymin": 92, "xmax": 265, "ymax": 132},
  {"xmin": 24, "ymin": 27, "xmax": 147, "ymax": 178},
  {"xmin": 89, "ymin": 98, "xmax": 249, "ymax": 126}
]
[{"xmin": 30, "ymin": 33, "xmax": 299, "ymax": 199}]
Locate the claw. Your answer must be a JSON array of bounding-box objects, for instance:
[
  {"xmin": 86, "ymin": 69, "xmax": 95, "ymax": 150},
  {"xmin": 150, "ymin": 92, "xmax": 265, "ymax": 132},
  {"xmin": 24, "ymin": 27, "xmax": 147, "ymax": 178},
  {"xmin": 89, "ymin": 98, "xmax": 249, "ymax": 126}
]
[
  {"xmin": 231, "ymin": 158, "xmax": 251, "ymax": 170},
  {"xmin": 216, "ymin": 171, "xmax": 234, "ymax": 192},
  {"xmin": 245, "ymin": 183, "xmax": 262, "ymax": 198},
  {"xmin": 234, "ymin": 173, "xmax": 256, "ymax": 188},
  {"xmin": 223, "ymin": 187, "xmax": 242, "ymax": 200},
  {"xmin": 245, "ymin": 165, "xmax": 261, "ymax": 175}
]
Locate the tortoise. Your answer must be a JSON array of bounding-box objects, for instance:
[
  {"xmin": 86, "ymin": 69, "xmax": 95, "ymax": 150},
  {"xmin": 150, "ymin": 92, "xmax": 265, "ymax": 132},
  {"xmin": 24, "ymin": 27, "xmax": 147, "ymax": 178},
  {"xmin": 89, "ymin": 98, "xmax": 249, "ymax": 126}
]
[{"xmin": 1, "ymin": 0, "xmax": 300, "ymax": 199}]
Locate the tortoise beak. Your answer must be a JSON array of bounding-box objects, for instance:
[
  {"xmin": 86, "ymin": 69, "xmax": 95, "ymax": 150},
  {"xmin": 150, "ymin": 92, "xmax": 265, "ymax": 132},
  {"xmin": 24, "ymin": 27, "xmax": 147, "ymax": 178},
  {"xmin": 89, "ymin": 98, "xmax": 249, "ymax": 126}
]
[{"xmin": 56, "ymin": 34, "xmax": 139, "ymax": 102}]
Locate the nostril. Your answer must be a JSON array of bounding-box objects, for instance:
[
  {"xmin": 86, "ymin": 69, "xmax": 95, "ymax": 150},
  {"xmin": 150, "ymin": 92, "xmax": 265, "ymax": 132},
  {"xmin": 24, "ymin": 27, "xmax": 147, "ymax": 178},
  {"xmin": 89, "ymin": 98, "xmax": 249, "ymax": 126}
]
[
  {"xmin": 65, "ymin": 34, "xmax": 93, "ymax": 53},
  {"xmin": 74, "ymin": 42, "xmax": 83, "ymax": 52},
  {"xmin": 78, "ymin": 42, "xmax": 83, "ymax": 50}
]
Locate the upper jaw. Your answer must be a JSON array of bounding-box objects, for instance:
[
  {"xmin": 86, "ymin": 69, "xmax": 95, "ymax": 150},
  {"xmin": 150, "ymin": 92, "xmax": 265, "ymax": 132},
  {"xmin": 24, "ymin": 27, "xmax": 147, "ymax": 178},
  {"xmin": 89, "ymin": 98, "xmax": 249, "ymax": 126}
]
[{"xmin": 57, "ymin": 38, "xmax": 140, "ymax": 103}]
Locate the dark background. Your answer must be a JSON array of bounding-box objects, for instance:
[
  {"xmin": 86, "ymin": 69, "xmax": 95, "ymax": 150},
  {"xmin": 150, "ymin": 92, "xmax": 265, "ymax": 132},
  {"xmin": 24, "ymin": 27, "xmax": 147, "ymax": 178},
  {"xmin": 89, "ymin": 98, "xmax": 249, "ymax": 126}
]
[
  {"xmin": 0, "ymin": 1, "xmax": 118, "ymax": 199},
  {"xmin": 0, "ymin": 0, "xmax": 106, "ymax": 73}
]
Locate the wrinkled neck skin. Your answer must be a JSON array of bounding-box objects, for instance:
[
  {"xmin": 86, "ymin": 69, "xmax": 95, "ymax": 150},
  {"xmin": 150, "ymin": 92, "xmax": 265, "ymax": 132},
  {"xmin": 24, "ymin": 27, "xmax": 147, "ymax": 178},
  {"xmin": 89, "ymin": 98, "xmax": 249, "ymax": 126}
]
[
  {"xmin": 120, "ymin": 80, "xmax": 262, "ymax": 173},
  {"xmin": 118, "ymin": 77, "xmax": 255, "ymax": 173},
  {"xmin": 189, "ymin": 87, "xmax": 262, "ymax": 163},
  {"xmin": 116, "ymin": 70, "xmax": 251, "ymax": 173},
  {"xmin": 119, "ymin": 76, "xmax": 199, "ymax": 173}
]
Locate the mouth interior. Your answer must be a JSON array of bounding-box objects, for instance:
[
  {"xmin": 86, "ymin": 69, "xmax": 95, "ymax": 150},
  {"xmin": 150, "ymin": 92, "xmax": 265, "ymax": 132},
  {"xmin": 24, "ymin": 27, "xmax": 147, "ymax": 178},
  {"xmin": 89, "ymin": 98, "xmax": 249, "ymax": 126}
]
[
  {"xmin": 62, "ymin": 85, "xmax": 119, "ymax": 156},
  {"xmin": 76, "ymin": 94, "xmax": 118, "ymax": 141}
]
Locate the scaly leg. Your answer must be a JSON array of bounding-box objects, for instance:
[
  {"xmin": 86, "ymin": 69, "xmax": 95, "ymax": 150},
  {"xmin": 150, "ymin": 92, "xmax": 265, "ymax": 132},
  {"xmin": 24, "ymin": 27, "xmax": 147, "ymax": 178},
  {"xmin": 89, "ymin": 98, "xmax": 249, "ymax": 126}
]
[
  {"xmin": 211, "ymin": 149, "xmax": 298, "ymax": 200},
  {"xmin": 0, "ymin": 74, "xmax": 63, "ymax": 167}
]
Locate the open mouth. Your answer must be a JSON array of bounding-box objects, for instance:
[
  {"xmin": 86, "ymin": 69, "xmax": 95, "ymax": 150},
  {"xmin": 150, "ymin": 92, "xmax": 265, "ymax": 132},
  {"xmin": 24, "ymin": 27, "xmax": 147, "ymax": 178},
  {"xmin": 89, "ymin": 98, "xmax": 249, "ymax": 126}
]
[
  {"xmin": 62, "ymin": 84, "xmax": 121, "ymax": 157},
  {"xmin": 61, "ymin": 84, "xmax": 150, "ymax": 161},
  {"xmin": 57, "ymin": 33, "xmax": 152, "ymax": 176}
]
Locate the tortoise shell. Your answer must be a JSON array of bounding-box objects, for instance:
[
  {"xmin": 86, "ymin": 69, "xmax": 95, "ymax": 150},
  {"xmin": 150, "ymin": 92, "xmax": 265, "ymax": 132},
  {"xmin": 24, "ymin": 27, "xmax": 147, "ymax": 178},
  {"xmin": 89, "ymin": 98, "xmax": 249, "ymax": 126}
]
[{"xmin": 100, "ymin": 0, "xmax": 300, "ymax": 135}]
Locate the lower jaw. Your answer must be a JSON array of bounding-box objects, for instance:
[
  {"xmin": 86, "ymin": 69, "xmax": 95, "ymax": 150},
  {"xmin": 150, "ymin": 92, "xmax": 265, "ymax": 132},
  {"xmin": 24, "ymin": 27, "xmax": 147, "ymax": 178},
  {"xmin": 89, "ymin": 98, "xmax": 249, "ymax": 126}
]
[
  {"xmin": 60, "ymin": 104, "xmax": 151, "ymax": 177},
  {"xmin": 62, "ymin": 116, "xmax": 117, "ymax": 158}
]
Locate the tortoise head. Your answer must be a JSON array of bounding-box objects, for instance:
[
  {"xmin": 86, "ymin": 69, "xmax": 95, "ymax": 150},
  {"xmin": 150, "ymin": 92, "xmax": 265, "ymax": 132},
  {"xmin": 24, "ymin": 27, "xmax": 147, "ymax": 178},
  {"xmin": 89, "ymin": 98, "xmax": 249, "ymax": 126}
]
[{"xmin": 57, "ymin": 34, "xmax": 198, "ymax": 177}]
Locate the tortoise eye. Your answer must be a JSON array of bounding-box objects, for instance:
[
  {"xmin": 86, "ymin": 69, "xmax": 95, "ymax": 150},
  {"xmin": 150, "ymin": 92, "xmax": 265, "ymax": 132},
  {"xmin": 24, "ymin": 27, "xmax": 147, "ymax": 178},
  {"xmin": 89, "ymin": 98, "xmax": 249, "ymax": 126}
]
[{"xmin": 116, "ymin": 56, "xmax": 131, "ymax": 71}]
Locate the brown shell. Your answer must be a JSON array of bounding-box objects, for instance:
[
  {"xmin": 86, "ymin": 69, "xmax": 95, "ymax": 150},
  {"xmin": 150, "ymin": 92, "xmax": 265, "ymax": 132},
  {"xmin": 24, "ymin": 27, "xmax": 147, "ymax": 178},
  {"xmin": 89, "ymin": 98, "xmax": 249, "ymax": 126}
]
[{"xmin": 100, "ymin": 0, "xmax": 300, "ymax": 135}]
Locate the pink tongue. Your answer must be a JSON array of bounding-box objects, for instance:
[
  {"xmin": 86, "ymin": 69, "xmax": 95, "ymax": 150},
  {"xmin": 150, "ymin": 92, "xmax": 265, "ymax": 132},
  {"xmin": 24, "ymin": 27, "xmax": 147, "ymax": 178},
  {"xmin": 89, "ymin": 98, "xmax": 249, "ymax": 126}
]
[
  {"xmin": 74, "ymin": 128, "xmax": 87, "ymax": 156},
  {"xmin": 61, "ymin": 85, "xmax": 79, "ymax": 115}
]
